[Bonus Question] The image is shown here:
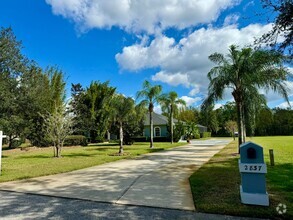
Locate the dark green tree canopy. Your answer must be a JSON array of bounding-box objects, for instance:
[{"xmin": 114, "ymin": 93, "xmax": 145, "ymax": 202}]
[
  {"xmin": 70, "ymin": 81, "xmax": 116, "ymax": 142},
  {"xmin": 257, "ymin": 0, "xmax": 293, "ymax": 56},
  {"xmin": 0, "ymin": 27, "xmax": 68, "ymax": 147}
]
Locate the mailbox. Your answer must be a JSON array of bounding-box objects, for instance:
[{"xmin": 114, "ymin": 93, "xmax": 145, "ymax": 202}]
[{"xmin": 239, "ymin": 142, "xmax": 269, "ymax": 206}]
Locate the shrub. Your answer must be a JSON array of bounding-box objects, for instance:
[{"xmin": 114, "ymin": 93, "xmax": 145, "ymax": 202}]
[
  {"xmin": 133, "ymin": 136, "xmax": 170, "ymax": 142},
  {"xmin": 64, "ymin": 135, "xmax": 88, "ymax": 146},
  {"xmin": 186, "ymin": 122, "xmax": 200, "ymax": 140},
  {"xmin": 10, "ymin": 139, "xmax": 22, "ymax": 148},
  {"xmin": 202, "ymin": 132, "xmax": 211, "ymax": 138},
  {"xmin": 94, "ymin": 137, "xmax": 105, "ymax": 143},
  {"xmin": 132, "ymin": 137, "xmax": 148, "ymax": 142},
  {"xmin": 194, "ymin": 133, "xmax": 200, "ymax": 139},
  {"xmin": 153, "ymin": 137, "xmax": 170, "ymax": 142},
  {"xmin": 173, "ymin": 121, "xmax": 186, "ymax": 142},
  {"xmin": 123, "ymin": 137, "xmax": 134, "ymax": 145}
]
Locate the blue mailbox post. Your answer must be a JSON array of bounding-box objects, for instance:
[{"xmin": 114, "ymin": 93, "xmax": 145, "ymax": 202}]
[{"xmin": 239, "ymin": 142, "xmax": 269, "ymax": 206}]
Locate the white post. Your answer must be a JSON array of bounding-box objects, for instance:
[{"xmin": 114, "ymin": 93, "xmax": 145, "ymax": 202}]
[{"xmin": 0, "ymin": 131, "xmax": 3, "ymax": 175}]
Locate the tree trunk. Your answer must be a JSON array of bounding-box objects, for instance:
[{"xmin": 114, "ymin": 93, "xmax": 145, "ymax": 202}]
[
  {"xmin": 243, "ymin": 120, "xmax": 246, "ymax": 143},
  {"xmin": 170, "ymin": 105, "xmax": 174, "ymax": 144},
  {"xmin": 119, "ymin": 122, "xmax": 124, "ymax": 154},
  {"xmin": 232, "ymin": 128, "xmax": 235, "ymax": 140},
  {"xmin": 149, "ymin": 108, "xmax": 154, "ymax": 148},
  {"xmin": 56, "ymin": 141, "xmax": 62, "ymax": 158},
  {"xmin": 54, "ymin": 146, "xmax": 58, "ymax": 157},
  {"xmin": 242, "ymin": 104, "xmax": 246, "ymax": 143},
  {"xmin": 8, "ymin": 135, "xmax": 13, "ymax": 149},
  {"xmin": 236, "ymin": 101, "xmax": 244, "ymax": 152},
  {"xmin": 107, "ymin": 130, "xmax": 110, "ymax": 142},
  {"xmin": 58, "ymin": 146, "xmax": 62, "ymax": 158},
  {"xmin": 53, "ymin": 143, "xmax": 56, "ymax": 157}
]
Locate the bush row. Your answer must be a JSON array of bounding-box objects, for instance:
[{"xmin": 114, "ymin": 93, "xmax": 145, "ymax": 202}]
[
  {"xmin": 201, "ymin": 132, "xmax": 212, "ymax": 138},
  {"xmin": 63, "ymin": 135, "xmax": 88, "ymax": 146},
  {"xmin": 132, "ymin": 137, "xmax": 171, "ymax": 142}
]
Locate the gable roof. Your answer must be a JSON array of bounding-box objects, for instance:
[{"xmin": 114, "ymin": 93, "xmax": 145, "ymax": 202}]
[
  {"xmin": 144, "ymin": 112, "xmax": 208, "ymax": 130},
  {"xmin": 144, "ymin": 112, "xmax": 178, "ymax": 126}
]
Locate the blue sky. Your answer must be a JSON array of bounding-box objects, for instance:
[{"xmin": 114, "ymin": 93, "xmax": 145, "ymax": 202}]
[{"xmin": 0, "ymin": 0, "xmax": 292, "ymax": 110}]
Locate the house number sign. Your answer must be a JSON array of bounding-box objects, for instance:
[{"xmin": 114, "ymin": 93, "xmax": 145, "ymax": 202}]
[{"xmin": 239, "ymin": 163, "xmax": 267, "ymax": 173}]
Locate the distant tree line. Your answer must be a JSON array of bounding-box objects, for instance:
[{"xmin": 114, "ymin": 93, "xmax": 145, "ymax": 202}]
[
  {"xmin": 173, "ymin": 102, "xmax": 293, "ymax": 137},
  {"xmin": 198, "ymin": 102, "xmax": 293, "ymax": 136}
]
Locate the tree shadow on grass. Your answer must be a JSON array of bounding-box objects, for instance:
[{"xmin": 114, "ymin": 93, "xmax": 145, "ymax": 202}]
[
  {"xmin": 18, "ymin": 155, "xmax": 52, "ymax": 159},
  {"xmin": 18, "ymin": 153, "xmax": 100, "ymax": 159},
  {"xmin": 147, "ymin": 148, "xmax": 165, "ymax": 153},
  {"xmin": 0, "ymin": 191, "xmax": 200, "ymax": 219},
  {"xmin": 87, "ymin": 143, "xmax": 119, "ymax": 147},
  {"xmin": 189, "ymin": 155, "xmax": 293, "ymax": 219},
  {"xmin": 84, "ymin": 147, "xmax": 116, "ymax": 152}
]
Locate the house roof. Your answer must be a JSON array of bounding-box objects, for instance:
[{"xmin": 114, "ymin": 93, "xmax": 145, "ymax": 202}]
[
  {"xmin": 144, "ymin": 112, "xmax": 207, "ymax": 129},
  {"xmin": 197, "ymin": 124, "xmax": 207, "ymax": 128},
  {"xmin": 144, "ymin": 112, "xmax": 178, "ymax": 126}
]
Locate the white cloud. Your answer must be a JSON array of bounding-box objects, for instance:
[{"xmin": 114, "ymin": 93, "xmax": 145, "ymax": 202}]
[
  {"xmin": 189, "ymin": 87, "xmax": 200, "ymax": 96},
  {"xmin": 287, "ymin": 67, "xmax": 293, "ymax": 75},
  {"xmin": 116, "ymin": 23, "xmax": 273, "ymax": 96},
  {"xmin": 116, "ymin": 35, "xmax": 178, "ymax": 71},
  {"xmin": 153, "ymin": 105, "xmax": 162, "ymax": 114},
  {"xmin": 214, "ymin": 103, "xmax": 223, "ymax": 110},
  {"xmin": 223, "ymin": 14, "xmax": 240, "ymax": 26},
  {"xmin": 276, "ymin": 101, "xmax": 293, "ymax": 109},
  {"xmin": 151, "ymin": 71, "xmax": 190, "ymax": 87},
  {"xmin": 262, "ymin": 80, "xmax": 293, "ymax": 102},
  {"xmin": 180, "ymin": 96, "xmax": 202, "ymax": 106},
  {"xmin": 243, "ymin": 1, "xmax": 254, "ymax": 11},
  {"xmin": 46, "ymin": 0, "xmax": 237, "ymax": 34}
]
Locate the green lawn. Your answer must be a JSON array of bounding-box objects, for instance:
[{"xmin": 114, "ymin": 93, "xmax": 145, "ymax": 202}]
[
  {"xmin": 0, "ymin": 142, "xmax": 185, "ymax": 182},
  {"xmin": 189, "ymin": 136, "xmax": 293, "ymax": 219}
]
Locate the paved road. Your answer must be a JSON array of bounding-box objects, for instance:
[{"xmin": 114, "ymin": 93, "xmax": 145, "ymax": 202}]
[
  {"xmin": 0, "ymin": 191, "xmax": 259, "ymax": 220},
  {"xmin": 0, "ymin": 139, "xmax": 231, "ymax": 212}
]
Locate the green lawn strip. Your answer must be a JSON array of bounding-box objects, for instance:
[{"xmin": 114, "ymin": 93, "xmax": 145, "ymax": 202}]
[
  {"xmin": 189, "ymin": 136, "xmax": 293, "ymax": 219},
  {"xmin": 0, "ymin": 142, "xmax": 185, "ymax": 183}
]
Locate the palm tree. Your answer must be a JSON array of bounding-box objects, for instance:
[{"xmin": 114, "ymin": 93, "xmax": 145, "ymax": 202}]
[
  {"xmin": 202, "ymin": 45, "xmax": 290, "ymax": 149},
  {"xmin": 112, "ymin": 94, "xmax": 135, "ymax": 154},
  {"xmin": 160, "ymin": 91, "xmax": 186, "ymax": 144},
  {"xmin": 136, "ymin": 80, "xmax": 162, "ymax": 148}
]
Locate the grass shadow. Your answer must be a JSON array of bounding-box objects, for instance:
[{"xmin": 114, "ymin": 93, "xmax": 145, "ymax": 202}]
[
  {"xmin": 2, "ymin": 147, "xmax": 16, "ymax": 151},
  {"xmin": 17, "ymin": 155, "xmax": 52, "ymax": 159},
  {"xmin": 84, "ymin": 147, "xmax": 116, "ymax": 152},
  {"xmin": 87, "ymin": 143, "xmax": 119, "ymax": 147},
  {"xmin": 189, "ymin": 143, "xmax": 293, "ymax": 219},
  {"xmin": 63, "ymin": 153, "xmax": 96, "ymax": 158},
  {"xmin": 147, "ymin": 148, "xmax": 165, "ymax": 153}
]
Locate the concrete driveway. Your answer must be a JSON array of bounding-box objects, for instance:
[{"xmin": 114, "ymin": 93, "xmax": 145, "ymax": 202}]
[{"xmin": 0, "ymin": 139, "xmax": 231, "ymax": 211}]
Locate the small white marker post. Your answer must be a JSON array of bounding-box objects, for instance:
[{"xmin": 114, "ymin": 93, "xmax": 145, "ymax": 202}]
[{"xmin": 0, "ymin": 131, "xmax": 6, "ymax": 176}]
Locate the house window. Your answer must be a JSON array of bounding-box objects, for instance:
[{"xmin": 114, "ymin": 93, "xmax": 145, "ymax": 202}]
[{"xmin": 154, "ymin": 127, "xmax": 161, "ymax": 137}]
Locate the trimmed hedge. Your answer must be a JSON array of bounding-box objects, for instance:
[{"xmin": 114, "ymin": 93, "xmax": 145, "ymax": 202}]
[
  {"xmin": 132, "ymin": 136, "xmax": 171, "ymax": 142},
  {"xmin": 194, "ymin": 133, "xmax": 200, "ymax": 139},
  {"xmin": 202, "ymin": 132, "xmax": 212, "ymax": 138},
  {"xmin": 11, "ymin": 139, "xmax": 22, "ymax": 149},
  {"xmin": 132, "ymin": 137, "xmax": 148, "ymax": 142},
  {"xmin": 64, "ymin": 135, "xmax": 88, "ymax": 146}
]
